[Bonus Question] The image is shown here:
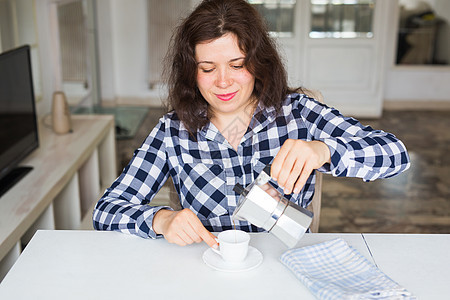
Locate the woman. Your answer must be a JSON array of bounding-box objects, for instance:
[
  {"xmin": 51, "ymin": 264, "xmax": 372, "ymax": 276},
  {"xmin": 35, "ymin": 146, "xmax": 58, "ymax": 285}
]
[{"xmin": 93, "ymin": 0, "xmax": 410, "ymax": 248}]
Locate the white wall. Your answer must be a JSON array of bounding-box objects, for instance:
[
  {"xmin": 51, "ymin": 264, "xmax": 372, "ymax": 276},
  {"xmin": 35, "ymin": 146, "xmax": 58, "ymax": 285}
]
[
  {"xmin": 96, "ymin": 0, "xmax": 116, "ymax": 103},
  {"xmin": 384, "ymin": 0, "xmax": 450, "ymax": 103},
  {"xmin": 110, "ymin": 0, "xmax": 154, "ymax": 102},
  {"xmin": 34, "ymin": 0, "xmax": 57, "ymax": 117},
  {"xmin": 384, "ymin": 66, "xmax": 450, "ymax": 101},
  {"xmin": 434, "ymin": 0, "xmax": 450, "ymax": 64},
  {"xmin": 97, "ymin": 0, "xmax": 169, "ymax": 106},
  {"xmin": 36, "ymin": 0, "xmax": 450, "ymax": 112},
  {"xmin": 102, "ymin": 0, "xmax": 449, "ymax": 106},
  {"xmin": 96, "ymin": 0, "xmax": 197, "ymax": 106}
]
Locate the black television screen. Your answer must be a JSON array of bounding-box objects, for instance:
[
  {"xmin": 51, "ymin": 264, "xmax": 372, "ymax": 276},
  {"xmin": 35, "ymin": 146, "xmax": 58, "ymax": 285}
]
[{"xmin": 0, "ymin": 45, "xmax": 39, "ymax": 196}]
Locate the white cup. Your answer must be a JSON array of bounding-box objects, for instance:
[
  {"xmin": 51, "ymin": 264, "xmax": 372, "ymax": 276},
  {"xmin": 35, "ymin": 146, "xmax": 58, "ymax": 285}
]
[{"xmin": 212, "ymin": 230, "xmax": 250, "ymax": 263}]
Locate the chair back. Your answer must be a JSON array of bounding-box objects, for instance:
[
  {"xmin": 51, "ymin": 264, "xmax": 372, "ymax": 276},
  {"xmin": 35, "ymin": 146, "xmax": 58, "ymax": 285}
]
[{"xmin": 302, "ymin": 88, "xmax": 324, "ymax": 233}]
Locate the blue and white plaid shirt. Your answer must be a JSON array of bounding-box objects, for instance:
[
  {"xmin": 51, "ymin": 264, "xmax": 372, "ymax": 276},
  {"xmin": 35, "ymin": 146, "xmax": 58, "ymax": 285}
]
[{"xmin": 93, "ymin": 93, "xmax": 410, "ymax": 238}]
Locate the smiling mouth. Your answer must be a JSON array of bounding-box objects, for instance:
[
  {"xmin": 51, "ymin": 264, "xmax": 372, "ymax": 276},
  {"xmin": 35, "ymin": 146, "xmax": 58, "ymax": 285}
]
[{"xmin": 216, "ymin": 92, "xmax": 237, "ymax": 101}]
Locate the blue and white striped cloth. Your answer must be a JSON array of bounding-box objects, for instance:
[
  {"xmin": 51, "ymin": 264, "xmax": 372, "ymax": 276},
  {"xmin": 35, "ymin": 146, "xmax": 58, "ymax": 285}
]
[{"xmin": 280, "ymin": 238, "xmax": 415, "ymax": 299}]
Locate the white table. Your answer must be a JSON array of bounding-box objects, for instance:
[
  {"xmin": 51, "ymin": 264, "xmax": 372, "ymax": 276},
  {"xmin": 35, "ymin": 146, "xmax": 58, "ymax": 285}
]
[
  {"xmin": 0, "ymin": 230, "xmax": 448, "ymax": 299},
  {"xmin": 0, "ymin": 115, "xmax": 116, "ymax": 280}
]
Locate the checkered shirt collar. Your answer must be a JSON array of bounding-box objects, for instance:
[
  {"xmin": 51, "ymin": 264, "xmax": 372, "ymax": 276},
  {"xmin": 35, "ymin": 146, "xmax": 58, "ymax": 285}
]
[{"xmin": 198, "ymin": 100, "xmax": 278, "ymax": 143}]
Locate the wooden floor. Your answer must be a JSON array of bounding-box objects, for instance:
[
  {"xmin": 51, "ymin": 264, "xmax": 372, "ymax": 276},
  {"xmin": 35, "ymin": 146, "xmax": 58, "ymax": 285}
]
[{"xmin": 116, "ymin": 107, "xmax": 450, "ymax": 234}]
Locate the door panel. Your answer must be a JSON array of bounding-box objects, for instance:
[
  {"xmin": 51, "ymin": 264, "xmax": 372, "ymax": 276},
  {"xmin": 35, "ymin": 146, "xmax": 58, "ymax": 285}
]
[
  {"xmin": 273, "ymin": 0, "xmax": 396, "ymax": 117},
  {"xmin": 306, "ymin": 45, "xmax": 373, "ymax": 89}
]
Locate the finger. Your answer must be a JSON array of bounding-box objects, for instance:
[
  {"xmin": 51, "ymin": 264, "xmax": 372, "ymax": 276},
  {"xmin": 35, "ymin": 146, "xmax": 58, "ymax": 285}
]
[
  {"xmin": 293, "ymin": 164, "xmax": 314, "ymax": 195},
  {"xmin": 283, "ymin": 157, "xmax": 305, "ymax": 194},
  {"xmin": 176, "ymin": 230, "xmax": 195, "ymax": 245},
  {"xmin": 164, "ymin": 230, "xmax": 187, "ymax": 246},
  {"xmin": 271, "ymin": 139, "xmax": 294, "ymax": 180},
  {"xmin": 265, "ymin": 186, "xmax": 279, "ymax": 198},
  {"xmin": 196, "ymin": 225, "xmax": 218, "ymax": 248},
  {"xmin": 260, "ymin": 183, "xmax": 271, "ymax": 191},
  {"xmin": 276, "ymin": 148, "xmax": 298, "ymax": 190},
  {"xmin": 163, "ymin": 209, "xmax": 197, "ymax": 245},
  {"xmin": 172, "ymin": 234, "xmax": 188, "ymax": 246},
  {"xmin": 204, "ymin": 231, "xmax": 219, "ymax": 249},
  {"xmin": 178, "ymin": 210, "xmax": 204, "ymax": 244},
  {"xmin": 260, "ymin": 184, "xmax": 281, "ymax": 201},
  {"xmin": 185, "ymin": 210, "xmax": 218, "ymax": 248},
  {"xmin": 184, "ymin": 221, "xmax": 203, "ymax": 244}
]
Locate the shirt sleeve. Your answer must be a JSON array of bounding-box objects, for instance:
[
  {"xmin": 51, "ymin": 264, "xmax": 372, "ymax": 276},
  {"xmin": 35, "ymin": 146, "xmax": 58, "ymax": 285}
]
[
  {"xmin": 298, "ymin": 96, "xmax": 410, "ymax": 181},
  {"xmin": 92, "ymin": 117, "xmax": 172, "ymax": 239}
]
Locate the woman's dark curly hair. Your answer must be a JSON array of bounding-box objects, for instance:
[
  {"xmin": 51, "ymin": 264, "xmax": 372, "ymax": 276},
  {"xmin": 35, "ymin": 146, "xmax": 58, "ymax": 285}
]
[{"xmin": 164, "ymin": 0, "xmax": 297, "ymax": 133}]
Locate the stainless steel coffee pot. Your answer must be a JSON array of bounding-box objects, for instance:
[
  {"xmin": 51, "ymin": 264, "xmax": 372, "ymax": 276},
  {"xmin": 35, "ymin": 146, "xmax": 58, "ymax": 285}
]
[{"xmin": 232, "ymin": 165, "xmax": 313, "ymax": 248}]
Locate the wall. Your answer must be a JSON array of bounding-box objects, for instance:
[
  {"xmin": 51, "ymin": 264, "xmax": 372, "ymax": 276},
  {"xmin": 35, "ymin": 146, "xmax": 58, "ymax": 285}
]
[
  {"xmin": 384, "ymin": 0, "xmax": 450, "ymax": 104},
  {"xmin": 435, "ymin": 0, "xmax": 450, "ymax": 64},
  {"xmin": 101, "ymin": 0, "xmax": 450, "ymax": 107},
  {"xmin": 35, "ymin": 0, "xmax": 450, "ymax": 112},
  {"xmin": 96, "ymin": 0, "xmax": 115, "ymax": 103},
  {"xmin": 0, "ymin": 0, "xmax": 47, "ymax": 117},
  {"xmin": 34, "ymin": 0, "xmax": 56, "ymax": 117},
  {"xmin": 384, "ymin": 66, "xmax": 450, "ymax": 101},
  {"xmin": 110, "ymin": 0, "xmax": 156, "ymax": 103},
  {"xmin": 97, "ymin": 0, "xmax": 198, "ymax": 106}
]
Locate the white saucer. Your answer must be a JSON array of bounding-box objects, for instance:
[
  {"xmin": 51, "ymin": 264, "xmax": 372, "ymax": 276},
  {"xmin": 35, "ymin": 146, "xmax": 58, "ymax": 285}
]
[{"xmin": 202, "ymin": 246, "xmax": 263, "ymax": 272}]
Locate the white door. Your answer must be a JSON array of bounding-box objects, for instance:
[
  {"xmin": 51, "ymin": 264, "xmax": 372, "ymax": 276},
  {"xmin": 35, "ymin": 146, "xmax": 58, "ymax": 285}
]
[{"xmin": 275, "ymin": 0, "xmax": 395, "ymax": 117}]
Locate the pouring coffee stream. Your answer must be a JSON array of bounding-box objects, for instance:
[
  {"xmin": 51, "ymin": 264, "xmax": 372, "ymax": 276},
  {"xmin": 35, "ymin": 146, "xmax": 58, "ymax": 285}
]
[{"xmin": 232, "ymin": 165, "xmax": 313, "ymax": 248}]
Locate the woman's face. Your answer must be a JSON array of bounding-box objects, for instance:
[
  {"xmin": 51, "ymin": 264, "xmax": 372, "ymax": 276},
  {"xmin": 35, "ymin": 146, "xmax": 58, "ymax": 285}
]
[{"xmin": 195, "ymin": 33, "xmax": 255, "ymax": 119}]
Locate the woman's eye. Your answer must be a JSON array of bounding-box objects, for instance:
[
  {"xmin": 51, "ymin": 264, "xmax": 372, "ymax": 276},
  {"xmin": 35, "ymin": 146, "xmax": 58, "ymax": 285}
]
[
  {"xmin": 232, "ymin": 65, "xmax": 243, "ymax": 70},
  {"xmin": 201, "ymin": 68, "xmax": 214, "ymax": 73}
]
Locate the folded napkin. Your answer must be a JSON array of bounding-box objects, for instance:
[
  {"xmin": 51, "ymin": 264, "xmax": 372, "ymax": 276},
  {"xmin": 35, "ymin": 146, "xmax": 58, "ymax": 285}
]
[{"xmin": 280, "ymin": 238, "xmax": 415, "ymax": 300}]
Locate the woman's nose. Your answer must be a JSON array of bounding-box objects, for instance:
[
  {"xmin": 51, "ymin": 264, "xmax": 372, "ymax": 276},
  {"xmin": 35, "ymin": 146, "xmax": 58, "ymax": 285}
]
[{"xmin": 215, "ymin": 69, "xmax": 232, "ymax": 88}]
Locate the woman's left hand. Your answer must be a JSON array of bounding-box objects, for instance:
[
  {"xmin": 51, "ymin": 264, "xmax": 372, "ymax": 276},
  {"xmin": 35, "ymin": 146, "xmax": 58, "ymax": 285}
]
[{"xmin": 271, "ymin": 139, "xmax": 331, "ymax": 195}]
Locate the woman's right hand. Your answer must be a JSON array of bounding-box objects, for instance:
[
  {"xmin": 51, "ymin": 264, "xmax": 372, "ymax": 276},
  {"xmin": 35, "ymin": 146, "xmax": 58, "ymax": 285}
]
[{"xmin": 153, "ymin": 208, "xmax": 218, "ymax": 248}]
